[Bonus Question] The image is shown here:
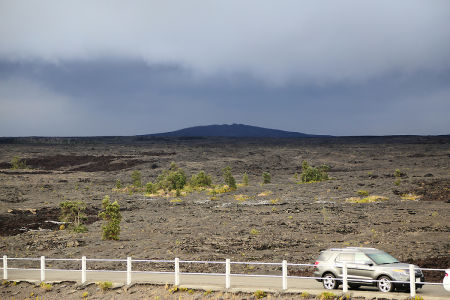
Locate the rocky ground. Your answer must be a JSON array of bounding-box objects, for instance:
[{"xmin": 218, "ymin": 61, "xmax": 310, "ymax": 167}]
[{"xmin": 0, "ymin": 136, "xmax": 449, "ymax": 285}]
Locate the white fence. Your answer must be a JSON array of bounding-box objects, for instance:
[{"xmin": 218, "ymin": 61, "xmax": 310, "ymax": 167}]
[{"xmin": 2, "ymin": 255, "xmax": 446, "ymax": 298}]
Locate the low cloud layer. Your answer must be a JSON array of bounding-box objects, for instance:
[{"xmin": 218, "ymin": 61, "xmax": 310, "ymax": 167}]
[{"xmin": 0, "ymin": 1, "xmax": 449, "ymax": 136}]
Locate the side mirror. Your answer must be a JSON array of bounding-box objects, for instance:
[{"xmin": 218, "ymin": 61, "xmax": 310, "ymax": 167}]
[{"xmin": 365, "ymin": 262, "xmax": 374, "ymax": 266}]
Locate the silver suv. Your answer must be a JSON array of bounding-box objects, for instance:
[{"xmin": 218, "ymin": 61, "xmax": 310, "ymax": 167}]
[{"xmin": 313, "ymin": 247, "xmax": 425, "ymax": 292}]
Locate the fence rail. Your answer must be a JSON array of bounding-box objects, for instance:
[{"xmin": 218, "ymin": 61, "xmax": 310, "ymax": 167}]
[{"xmin": 2, "ymin": 255, "xmax": 446, "ymax": 297}]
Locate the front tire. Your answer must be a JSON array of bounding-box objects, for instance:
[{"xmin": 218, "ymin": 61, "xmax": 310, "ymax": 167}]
[
  {"xmin": 322, "ymin": 273, "xmax": 339, "ymax": 290},
  {"xmin": 377, "ymin": 276, "xmax": 394, "ymax": 293}
]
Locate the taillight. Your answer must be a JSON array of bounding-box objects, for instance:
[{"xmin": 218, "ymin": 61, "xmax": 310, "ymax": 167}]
[
  {"xmin": 314, "ymin": 261, "xmax": 319, "ymax": 268},
  {"xmin": 446, "ymin": 273, "xmax": 449, "ymax": 277}
]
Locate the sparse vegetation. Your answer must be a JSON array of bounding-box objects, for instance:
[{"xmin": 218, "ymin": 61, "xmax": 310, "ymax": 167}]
[
  {"xmin": 250, "ymin": 228, "xmax": 259, "ymax": 235},
  {"xmin": 155, "ymin": 162, "xmax": 187, "ymax": 191},
  {"xmin": 357, "ymin": 190, "xmax": 369, "ymax": 196},
  {"xmin": 346, "ymin": 195, "xmax": 388, "ymax": 203},
  {"xmin": 40, "ymin": 282, "xmax": 53, "ymax": 291},
  {"xmin": 98, "ymin": 195, "xmax": 122, "ymax": 240},
  {"xmin": 254, "ymin": 290, "xmax": 267, "ymax": 298},
  {"xmin": 96, "ymin": 281, "xmax": 112, "ymax": 291},
  {"xmin": 59, "ymin": 200, "xmax": 87, "ymax": 233},
  {"xmin": 234, "ymin": 194, "xmax": 250, "ymax": 202},
  {"xmin": 10, "ymin": 156, "xmax": 27, "ymax": 169},
  {"xmin": 262, "ymin": 172, "xmax": 271, "ymax": 184},
  {"xmin": 319, "ymin": 291, "xmax": 335, "ymax": 300},
  {"xmin": 81, "ymin": 291, "xmax": 89, "ymax": 298},
  {"xmin": 394, "ymin": 169, "xmax": 406, "ymax": 177},
  {"xmin": 222, "ymin": 166, "xmax": 237, "ymax": 190},
  {"xmin": 394, "ymin": 178, "xmax": 401, "ymax": 186},
  {"xmin": 300, "ymin": 161, "xmax": 329, "ymax": 183},
  {"xmin": 401, "ymin": 193, "xmax": 421, "ymax": 201},
  {"xmin": 131, "ymin": 170, "xmax": 142, "ymax": 187},
  {"xmin": 115, "ymin": 179, "xmax": 122, "ymax": 189},
  {"xmin": 189, "ymin": 171, "xmax": 212, "ymax": 188},
  {"xmin": 145, "ymin": 182, "xmax": 156, "ymax": 194},
  {"xmin": 242, "ymin": 172, "xmax": 249, "ymax": 186}
]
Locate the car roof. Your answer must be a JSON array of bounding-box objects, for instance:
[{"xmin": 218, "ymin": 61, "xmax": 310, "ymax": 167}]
[{"xmin": 324, "ymin": 247, "xmax": 381, "ymax": 253}]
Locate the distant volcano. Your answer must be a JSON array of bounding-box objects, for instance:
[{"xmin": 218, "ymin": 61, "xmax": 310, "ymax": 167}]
[{"xmin": 145, "ymin": 124, "xmax": 328, "ymax": 138}]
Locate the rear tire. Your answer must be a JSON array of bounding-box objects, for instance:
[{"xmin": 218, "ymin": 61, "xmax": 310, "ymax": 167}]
[
  {"xmin": 377, "ymin": 276, "xmax": 394, "ymax": 293},
  {"xmin": 322, "ymin": 273, "xmax": 339, "ymax": 290}
]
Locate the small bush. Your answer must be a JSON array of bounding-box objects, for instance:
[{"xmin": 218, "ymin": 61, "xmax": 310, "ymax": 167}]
[
  {"xmin": 222, "ymin": 166, "xmax": 237, "ymax": 190},
  {"xmin": 82, "ymin": 291, "xmax": 89, "ymax": 298},
  {"xmin": 357, "ymin": 190, "xmax": 369, "ymax": 196},
  {"xmin": 97, "ymin": 281, "xmax": 112, "ymax": 291},
  {"xmin": 10, "ymin": 156, "xmax": 27, "ymax": 169},
  {"xmin": 98, "ymin": 195, "xmax": 122, "ymax": 240},
  {"xmin": 145, "ymin": 182, "xmax": 156, "ymax": 194},
  {"xmin": 250, "ymin": 228, "xmax": 259, "ymax": 235},
  {"xmin": 262, "ymin": 172, "xmax": 271, "ymax": 184},
  {"xmin": 189, "ymin": 171, "xmax": 212, "ymax": 188},
  {"xmin": 394, "ymin": 169, "xmax": 406, "ymax": 177},
  {"xmin": 300, "ymin": 161, "xmax": 329, "ymax": 183},
  {"xmin": 254, "ymin": 290, "xmax": 267, "ymax": 299},
  {"xmin": 155, "ymin": 163, "xmax": 187, "ymax": 191},
  {"xmin": 115, "ymin": 179, "xmax": 122, "ymax": 189},
  {"xmin": 59, "ymin": 200, "xmax": 87, "ymax": 233},
  {"xmin": 40, "ymin": 282, "xmax": 53, "ymax": 291},
  {"xmin": 131, "ymin": 170, "xmax": 142, "ymax": 187},
  {"xmin": 319, "ymin": 291, "xmax": 335, "ymax": 300},
  {"xmin": 242, "ymin": 172, "xmax": 249, "ymax": 186},
  {"xmin": 394, "ymin": 178, "xmax": 401, "ymax": 186}
]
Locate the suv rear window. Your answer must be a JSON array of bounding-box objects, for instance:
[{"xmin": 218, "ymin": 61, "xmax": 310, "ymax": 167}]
[{"xmin": 317, "ymin": 251, "xmax": 333, "ymax": 261}]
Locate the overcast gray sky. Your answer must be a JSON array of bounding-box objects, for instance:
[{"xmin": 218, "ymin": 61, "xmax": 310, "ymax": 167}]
[{"xmin": 0, "ymin": 0, "xmax": 449, "ymax": 136}]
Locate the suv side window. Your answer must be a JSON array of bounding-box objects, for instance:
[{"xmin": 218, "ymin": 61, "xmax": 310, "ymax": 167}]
[
  {"xmin": 354, "ymin": 253, "xmax": 372, "ymax": 264},
  {"xmin": 336, "ymin": 253, "xmax": 354, "ymax": 263}
]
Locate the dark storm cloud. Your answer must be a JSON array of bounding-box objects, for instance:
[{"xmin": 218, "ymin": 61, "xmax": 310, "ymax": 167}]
[{"xmin": 0, "ymin": 1, "xmax": 449, "ymax": 136}]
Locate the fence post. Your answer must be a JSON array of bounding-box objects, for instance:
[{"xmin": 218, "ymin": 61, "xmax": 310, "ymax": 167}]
[
  {"xmin": 127, "ymin": 257, "xmax": 132, "ymax": 285},
  {"xmin": 40, "ymin": 256, "xmax": 45, "ymax": 282},
  {"xmin": 81, "ymin": 256, "xmax": 86, "ymax": 284},
  {"xmin": 174, "ymin": 258, "xmax": 180, "ymax": 286},
  {"xmin": 225, "ymin": 259, "xmax": 230, "ymax": 289},
  {"xmin": 282, "ymin": 260, "xmax": 287, "ymax": 290},
  {"xmin": 3, "ymin": 255, "xmax": 7, "ymax": 280},
  {"xmin": 342, "ymin": 262, "xmax": 348, "ymax": 293},
  {"xmin": 409, "ymin": 264, "xmax": 416, "ymax": 297}
]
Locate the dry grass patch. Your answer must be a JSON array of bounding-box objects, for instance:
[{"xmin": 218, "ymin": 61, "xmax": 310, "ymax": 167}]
[
  {"xmin": 401, "ymin": 193, "xmax": 421, "ymax": 201},
  {"xmin": 346, "ymin": 195, "xmax": 388, "ymax": 203}
]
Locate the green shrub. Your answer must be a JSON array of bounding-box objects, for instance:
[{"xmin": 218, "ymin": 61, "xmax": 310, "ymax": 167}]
[
  {"xmin": 357, "ymin": 190, "xmax": 369, "ymax": 196},
  {"xmin": 98, "ymin": 195, "xmax": 122, "ymax": 240},
  {"xmin": 115, "ymin": 179, "xmax": 122, "ymax": 189},
  {"xmin": 97, "ymin": 281, "xmax": 112, "ymax": 291},
  {"xmin": 131, "ymin": 170, "xmax": 142, "ymax": 187},
  {"xmin": 254, "ymin": 290, "xmax": 267, "ymax": 299},
  {"xmin": 223, "ymin": 166, "xmax": 237, "ymax": 190},
  {"xmin": 319, "ymin": 291, "xmax": 335, "ymax": 300},
  {"xmin": 262, "ymin": 172, "xmax": 271, "ymax": 184},
  {"xmin": 242, "ymin": 172, "xmax": 249, "ymax": 186},
  {"xmin": 394, "ymin": 169, "xmax": 405, "ymax": 177},
  {"xmin": 10, "ymin": 156, "xmax": 27, "ymax": 169},
  {"xmin": 189, "ymin": 171, "xmax": 212, "ymax": 188},
  {"xmin": 155, "ymin": 162, "xmax": 187, "ymax": 191},
  {"xmin": 145, "ymin": 182, "xmax": 156, "ymax": 194},
  {"xmin": 59, "ymin": 200, "xmax": 87, "ymax": 233},
  {"xmin": 300, "ymin": 161, "xmax": 329, "ymax": 183}
]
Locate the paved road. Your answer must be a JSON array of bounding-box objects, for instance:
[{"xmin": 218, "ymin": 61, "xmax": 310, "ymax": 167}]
[{"xmin": 4, "ymin": 269, "xmax": 449, "ymax": 299}]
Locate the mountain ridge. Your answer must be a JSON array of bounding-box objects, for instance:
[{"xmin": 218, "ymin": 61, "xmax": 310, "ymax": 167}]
[{"xmin": 144, "ymin": 124, "xmax": 329, "ymax": 138}]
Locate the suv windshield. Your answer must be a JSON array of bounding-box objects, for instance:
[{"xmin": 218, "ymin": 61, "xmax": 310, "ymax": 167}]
[{"xmin": 366, "ymin": 251, "xmax": 399, "ymax": 265}]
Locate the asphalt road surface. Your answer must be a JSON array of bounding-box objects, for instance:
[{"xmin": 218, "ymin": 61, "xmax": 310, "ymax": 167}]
[{"xmin": 4, "ymin": 268, "xmax": 449, "ymax": 299}]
